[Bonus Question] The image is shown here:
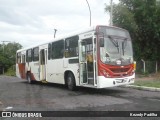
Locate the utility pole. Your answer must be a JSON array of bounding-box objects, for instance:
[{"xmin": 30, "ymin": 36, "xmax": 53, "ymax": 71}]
[
  {"xmin": 110, "ymin": 0, "xmax": 113, "ymax": 26},
  {"xmin": 85, "ymin": 0, "xmax": 91, "ymax": 27},
  {"xmin": 54, "ymin": 29, "xmax": 57, "ymax": 38},
  {"xmin": 1, "ymin": 41, "xmax": 10, "ymax": 74}
]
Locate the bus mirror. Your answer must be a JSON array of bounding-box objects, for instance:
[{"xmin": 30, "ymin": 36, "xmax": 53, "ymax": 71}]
[{"xmin": 100, "ymin": 38, "xmax": 104, "ymax": 47}]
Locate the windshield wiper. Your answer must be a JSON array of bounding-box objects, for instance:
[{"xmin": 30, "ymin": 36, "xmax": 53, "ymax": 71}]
[
  {"xmin": 108, "ymin": 35, "xmax": 119, "ymax": 53},
  {"xmin": 122, "ymin": 39, "xmax": 128, "ymax": 55}
]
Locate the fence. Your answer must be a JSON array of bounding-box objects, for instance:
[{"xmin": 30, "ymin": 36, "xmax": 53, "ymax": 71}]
[{"xmin": 136, "ymin": 61, "xmax": 160, "ymax": 74}]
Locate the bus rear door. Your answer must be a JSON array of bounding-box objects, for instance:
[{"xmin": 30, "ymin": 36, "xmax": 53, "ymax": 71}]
[{"xmin": 39, "ymin": 48, "xmax": 47, "ymax": 82}]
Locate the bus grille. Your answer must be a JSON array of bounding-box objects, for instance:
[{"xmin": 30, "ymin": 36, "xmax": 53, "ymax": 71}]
[{"xmin": 110, "ymin": 68, "xmax": 130, "ymax": 73}]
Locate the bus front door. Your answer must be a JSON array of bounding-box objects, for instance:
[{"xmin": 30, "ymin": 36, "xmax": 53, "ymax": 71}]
[
  {"xmin": 79, "ymin": 41, "xmax": 88, "ymax": 84},
  {"xmin": 39, "ymin": 49, "xmax": 47, "ymax": 82},
  {"xmin": 79, "ymin": 38, "xmax": 95, "ymax": 85}
]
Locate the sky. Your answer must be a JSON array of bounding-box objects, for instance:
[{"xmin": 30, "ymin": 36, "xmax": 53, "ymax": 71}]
[{"xmin": 0, "ymin": 0, "xmax": 119, "ymax": 48}]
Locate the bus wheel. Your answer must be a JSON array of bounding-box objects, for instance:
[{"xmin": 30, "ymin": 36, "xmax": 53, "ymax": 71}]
[
  {"xmin": 67, "ymin": 73, "xmax": 76, "ymax": 91},
  {"xmin": 27, "ymin": 73, "xmax": 33, "ymax": 84}
]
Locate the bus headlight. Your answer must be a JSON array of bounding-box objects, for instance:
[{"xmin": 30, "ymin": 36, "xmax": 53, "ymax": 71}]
[{"xmin": 102, "ymin": 70, "xmax": 110, "ymax": 78}]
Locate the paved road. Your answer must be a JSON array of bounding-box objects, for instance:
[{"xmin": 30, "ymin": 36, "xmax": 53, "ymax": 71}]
[{"xmin": 0, "ymin": 76, "xmax": 160, "ymax": 120}]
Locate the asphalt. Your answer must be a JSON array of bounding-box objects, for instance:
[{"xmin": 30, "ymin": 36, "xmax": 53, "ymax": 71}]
[{"xmin": 0, "ymin": 76, "xmax": 160, "ymax": 120}]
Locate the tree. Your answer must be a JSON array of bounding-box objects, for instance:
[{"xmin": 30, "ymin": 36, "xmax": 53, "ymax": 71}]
[
  {"xmin": 105, "ymin": 0, "xmax": 160, "ymax": 61},
  {"xmin": 0, "ymin": 42, "xmax": 22, "ymax": 73}
]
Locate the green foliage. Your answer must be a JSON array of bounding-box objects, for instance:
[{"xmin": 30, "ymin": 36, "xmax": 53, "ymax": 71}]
[
  {"xmin": 5, "ymin": 66, "xmax": 16, "ymax": 76},
  {"xmin": 105, "ymin": 0, "xmax": 160, "ymax": 61},
  {"xmin": 0, "ymin": 42, "xmax": 22, "ymax": 74}
]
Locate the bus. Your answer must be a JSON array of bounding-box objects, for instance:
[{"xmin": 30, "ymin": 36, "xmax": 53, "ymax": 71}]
[{"xmin": 16, "ymin": 25, "xmax": 136, "ymax": 90}]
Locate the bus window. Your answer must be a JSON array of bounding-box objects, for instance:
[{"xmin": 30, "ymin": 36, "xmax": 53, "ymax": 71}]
[
  {"xmin": 33, "ymin": 47, "xmax": 39, "ymax": 61},
  {"xmin": 52, "ymin": 40, "xmax": 64, "ymax": 59},
  {"xmin": 26, "ymin": 49, "xmax": 32, "ymax": 62},
  {"xmin": 48, "ymin": 43, "xmax": 52, "ymax": 60},
  {"xmin": 17, "ymin": 52, "xmax": 21, "ymax": 63},
  {"xmin": 65, "ymin": 36, "xmax": 79, "ymax": 58},
  {"xmin": 22, "ymin": 55, "xmax": 25, "ymax": 63}
]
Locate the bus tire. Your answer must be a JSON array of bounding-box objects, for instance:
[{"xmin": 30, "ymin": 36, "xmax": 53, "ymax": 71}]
[
  {"xmin": 26, "ymin": 73, "xmax": 33, "ymax": 84},
  {"xmin": 67, "ymin": 72, "xmax": 76, "ymax": 91}
]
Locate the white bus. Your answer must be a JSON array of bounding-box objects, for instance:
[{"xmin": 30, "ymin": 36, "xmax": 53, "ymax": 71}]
[{"xmin": 16, "ymin": 25, "xmax": 136, "ymax": 90}]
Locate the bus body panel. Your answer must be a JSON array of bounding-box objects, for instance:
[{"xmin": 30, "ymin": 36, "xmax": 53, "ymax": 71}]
[
  {"xmin": 31, "ymin": 61, "xmax": 40, "ymax": 81},
  {"xmin": 47, "ymin": 59, "xmax": 65, "ymax": 84}
]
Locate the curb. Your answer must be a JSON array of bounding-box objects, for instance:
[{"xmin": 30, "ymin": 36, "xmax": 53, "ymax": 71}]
[{"xmin": 124, "ymin": 85, "xmax": 160, "ymax": 92}]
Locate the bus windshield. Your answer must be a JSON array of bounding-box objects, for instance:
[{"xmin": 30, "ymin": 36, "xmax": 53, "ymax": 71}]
[{"xmin": 98, "ymin": 27, "xmax": 133, "ymax": 65}]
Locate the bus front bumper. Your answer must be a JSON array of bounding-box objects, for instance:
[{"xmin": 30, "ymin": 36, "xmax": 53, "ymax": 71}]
[{"xmin": 97, "ymin": 73, "xmax": 135, "ymax": 88}]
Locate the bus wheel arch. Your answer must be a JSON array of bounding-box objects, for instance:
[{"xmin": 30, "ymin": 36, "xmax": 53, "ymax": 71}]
[{"xmin": 64, "ymin": 71, "xmax": 76, "ymax": 91}]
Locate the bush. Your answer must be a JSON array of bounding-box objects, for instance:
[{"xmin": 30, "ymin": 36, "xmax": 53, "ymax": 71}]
[{"xmin": 5, "ymin": 67, "xmax": 16, "ymax": 76}]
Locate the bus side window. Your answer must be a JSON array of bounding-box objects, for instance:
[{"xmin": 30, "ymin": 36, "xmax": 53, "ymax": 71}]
[
  {"xmin": 52, "ymin": 40, "xmax": 64, "ymax": 59},
  {"xmin": 65, "ymin": 35, "xmax": 79, "ymax": 58},
  {"xmin": 17, "ymin": 52, "xmax": 21, "ymax": 63},
  {"xmin": 48, "ymin": 43, "xmax": 52, "ymax": 60},
  {"xmin": 33, "ymin": 47, "xmax": 39, "ymax": 61},
  {"xmin": 26, "ymin": 49, "xmax": 32, "ymax": 62}
]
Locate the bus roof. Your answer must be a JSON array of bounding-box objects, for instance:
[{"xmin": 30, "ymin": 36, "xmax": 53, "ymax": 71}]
[
  {"xmin": 17, "ymin": 26, "xmax": 97, "ymax": 53},
  {"xmin": 16, "ymin": 25, "xmax": 127, "ymax": 53}
]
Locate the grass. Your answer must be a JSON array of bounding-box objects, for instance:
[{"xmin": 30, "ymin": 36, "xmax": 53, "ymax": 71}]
[
  {"xmin": 133, "ymin": 72, "xmax": 160, "ymax": 88},
  {"xmin": 134, "ymin": 79, "xmax": 160, "ymax": 88}
]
